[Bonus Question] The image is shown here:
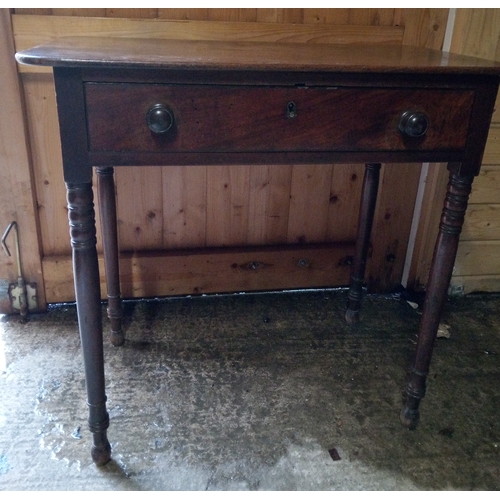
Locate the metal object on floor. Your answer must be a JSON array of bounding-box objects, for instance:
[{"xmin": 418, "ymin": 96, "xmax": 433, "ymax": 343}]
[{"xmin": 1, "ymin": 221, "xmax": 37, "ymax": 321}]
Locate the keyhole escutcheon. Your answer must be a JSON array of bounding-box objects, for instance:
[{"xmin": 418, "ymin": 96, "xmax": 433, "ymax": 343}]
[{"xmin": 287, "ymin": 101, "xmax": 297, "ymax": 119}]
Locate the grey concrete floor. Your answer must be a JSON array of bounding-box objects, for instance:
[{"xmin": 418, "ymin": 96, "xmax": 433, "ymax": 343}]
[{"xmin": 0, "ymin": 289, "xmax": 499, "ymax": 490}]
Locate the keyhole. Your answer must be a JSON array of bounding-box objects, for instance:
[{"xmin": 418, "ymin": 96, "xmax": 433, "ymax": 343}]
[{"xmin": 287, "ymin": 101, "xmax": 297, "ymax": 119}]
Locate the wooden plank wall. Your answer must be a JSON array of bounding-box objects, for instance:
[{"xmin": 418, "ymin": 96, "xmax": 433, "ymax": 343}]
[
  {"xmin": 449, "ymin": 9, "xmax": 500, "ymax": 294},
  {"xmin": 10, "ymin": 8, "xmax": 449, "ymax": 303},
  {"xmin": 0, "ymin": 10, "xmax": 45, "ymax": 312},
  {"xmin": 408, "ymin": 9, "xmax": 500, "ymax": 295}
]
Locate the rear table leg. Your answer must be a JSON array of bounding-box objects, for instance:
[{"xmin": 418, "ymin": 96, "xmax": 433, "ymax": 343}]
[
  {"xmin": 96, "ymin": 167, "xmax": 123, "ymax": 346},
  {"xmin": 345, "ymin": 163, "xmax": 381, "ymax": 324}
]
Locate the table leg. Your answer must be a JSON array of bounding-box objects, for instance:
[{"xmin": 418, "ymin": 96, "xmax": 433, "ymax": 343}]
[
  {"xmin": 67, "ymin": 182, "xmax": 111, "ymax": 466},
  {"xmin": 401, "ymin": 171, "xmax": 473, "ymax": 429},
  {"xmin": 96, "ymin": 167, "xmax": 124, "ymax": 346},
  {"xmin": 345, "ymin": 163, "xmax": 382, "ymax": 324}
]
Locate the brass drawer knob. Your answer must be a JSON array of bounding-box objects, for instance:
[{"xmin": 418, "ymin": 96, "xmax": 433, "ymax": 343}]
[
  {"xmin": 146, "ymin": 103, "xmax": 174, "ymax": 134},
  {"xmin": 398, "ymin": 110, "xmax": 429, "ymax": 138}
]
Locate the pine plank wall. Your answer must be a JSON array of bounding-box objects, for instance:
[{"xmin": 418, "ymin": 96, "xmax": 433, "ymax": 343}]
[{"xmin": 2, "ymin": 8, "xmax": 500, "ymax": 307}]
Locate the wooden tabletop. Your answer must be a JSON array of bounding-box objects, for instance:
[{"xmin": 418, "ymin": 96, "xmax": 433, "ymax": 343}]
[{"xmin": 15, "ymin": 37, "xmax": 500, "ymax": 74}]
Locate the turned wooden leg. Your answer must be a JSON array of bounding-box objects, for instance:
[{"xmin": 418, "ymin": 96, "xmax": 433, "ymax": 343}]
[
  {"xmin": 96, "ymin": 167, "xmax": 124, "ymax": 347},
  {"xmin": 401, "ymin": 171, "xmax": 473, "ymax": 429},
  {"xmin": 345, "ymin": 163, "xmax": 382, "ymax": 324},
  {"xmin": 67, "ymin": 182, "xmax": 111, "ymax": 466}
]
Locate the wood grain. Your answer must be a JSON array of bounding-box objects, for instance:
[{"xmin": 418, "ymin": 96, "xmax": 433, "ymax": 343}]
[
  {"xmin": 85, "ymin": 84, "xmax": 474, "ymax": 154},
  {"xmin": 12, "ymin": 14, "xmax": 405, "ymax": 73},
  {"xmin": 114, "ymin": 167, "xmax": 164, "ymax": 252},
  {"xmin": 367, "ymin": 163, "xmax": 422, "ymax": 292},
  {"xmin": 162, "ymin": 165, "xmax": 207, "ymax": 249},
  {"xmin": 247, "ymin": 165, "xmax": 293, "ymax": 245},
  {"xmin": 401, "ymin": 8, "xmax": 449, "ymax": 50},
  {"xmin": 469, "ymin": 165, "xmax": 500, "ymax": 204},
  {"xmin": 482, "ymin": 125, "xmax": 500, "ymax": 164},
  {"xmin": 461, "ymin": 204, "xmax": 500, "ymax": 240},
  {"xmin": 406, "ymin": 163, "xmax": 449, "ymax": 291},
  {"xmin": 206, "ymin": 165, "xmax": 252, "ymax": 247},
  {"xmin": 21, "ymin": 73, "xmax": 69, "ymax": 256},
  {"xmin": 326, "ymin": 164, "xmax": 365, "ymax": 242},
  {"xmin": 454, "ymin": 240, "xmax": 500, "ymax": 276},
  {"xmin": 42, "ymin": 243, "xmax": 356, "ymax": 302},
  {"xmin": 0, "ymin": 10, "xmax": 45, "ymax": 312},
  {"xmin": 287, "ymin": 165, "xmax": 334, "ymax": 244}
]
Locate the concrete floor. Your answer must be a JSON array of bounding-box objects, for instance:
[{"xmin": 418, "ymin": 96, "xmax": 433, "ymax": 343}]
[{"xmin": 0, "ymin": 289, "xmax": 499, "ymax": 490}]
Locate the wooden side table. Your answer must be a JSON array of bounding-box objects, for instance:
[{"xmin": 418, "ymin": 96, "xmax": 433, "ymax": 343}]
[{"xmin": 16, "ymin": 38, "xmax": 500, "ymax": 465}]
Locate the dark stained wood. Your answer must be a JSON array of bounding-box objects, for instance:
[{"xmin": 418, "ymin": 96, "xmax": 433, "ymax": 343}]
[
  {"xmin": 15, "ymin": 37, "xmax": 500, "ymax": 74},
  {"xmin": 85, "ymin": 84, "xmax": 473, "ymax": 154},
  {"xmin": 459, "ymin": 81, "xmax": 500, "ymax": 176},
  {"xmin": 87, "ymin": 150, "xmax": 466, "ymax": 168},
  {"xmin": 345, "ymin": 163, "xmax": 381, "ymax": 324},
  {"xmin": 66, "ymin": 181, "xmax": 111, "ymax": 465},
  {"xmin": 401, "ymin": 169, "xmax": 474, "ymax": 429},
  {"xmin": 52, "ymin": 67, "xmax": 91, "ymax": 184},
  {"xmin": 15, "ymin": 38, "xmax": 500, "ymax": 465},
  {"xmin": 96, "ymin": 167, "xmax": 123, "ymax": 346}
]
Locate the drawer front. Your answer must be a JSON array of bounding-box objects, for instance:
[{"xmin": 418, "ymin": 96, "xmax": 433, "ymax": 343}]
[{"xmin": 85, "ymin": 83, "xmax": 474, "ymax": 153}]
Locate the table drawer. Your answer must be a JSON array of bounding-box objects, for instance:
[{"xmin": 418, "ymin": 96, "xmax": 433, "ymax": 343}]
[{"xmin": 85, "ymin": 83, "xmax": 474, "ymax": 154}]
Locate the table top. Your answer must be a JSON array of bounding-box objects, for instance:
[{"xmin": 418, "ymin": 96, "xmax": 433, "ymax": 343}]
[{"xmin": 15, "ymin": 37, "xmax": 500, "ymax": 75}]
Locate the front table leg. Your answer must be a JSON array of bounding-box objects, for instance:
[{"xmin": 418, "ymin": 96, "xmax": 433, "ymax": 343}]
[
  {"xmin": 67, "ymin": 182, "xmax": 111, "ymax": 465},
  {"xmin": 346, "ymin": 163, "xmax": 382, "ymax": 323},
  {"xmin": 401, "ymin": 171, "xmax": 473, "ymax": 429}
]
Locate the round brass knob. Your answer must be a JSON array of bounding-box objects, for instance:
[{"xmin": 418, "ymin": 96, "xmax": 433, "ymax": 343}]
[
  {"xmin": 146, "ymin": 104, "xmax": 174, "ymax": 134},
  {"xmin": 398, "ymin": 110, "xmax": 429, "ymax": 138}
]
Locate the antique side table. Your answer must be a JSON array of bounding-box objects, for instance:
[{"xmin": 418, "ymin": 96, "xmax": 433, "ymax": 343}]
[{"xmin": 16, "ymin": 38, "xmax": 500, "ymax": 465}]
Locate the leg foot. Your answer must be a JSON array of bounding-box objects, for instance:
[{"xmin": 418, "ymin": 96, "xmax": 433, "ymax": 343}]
[
  {"xmin": 345, "ymin": 306, "xmax": 359, "ymax": 325},
  {"xmin": 108, "ymin": 297, "xmax": 124, "ymax": 346},
  {"xmin": 110, "ymin": 328, "xmax": 124, "ymax": 347},
  {"xmin": 91, "ymin": 438, "xmax": 112, "ymax": 466},
  {"xmin": 400, "ymin": 394, "xmax": 421, "ymax": 430}
]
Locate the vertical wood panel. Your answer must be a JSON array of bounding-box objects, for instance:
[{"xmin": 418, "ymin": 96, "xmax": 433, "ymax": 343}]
[
  {"xmin": 105, "ymin": 9, "xmax": 158, "ymax": 19},
  {"xmin": 401, "ymin": 8, "xmax": 449, "ymax": 49},
  {"xmin": 247, "ymin": 165, "xmax": 293, "ymax": 245},
  {"xmin": 207, "ymin": 9, "xmax": 257, "ymax": 22},
  {"xmin": 407, "ymin": 163, "xmax": 449, "ymax": 291},
  {"xmin": 451, "ymin": 9, "xmax": 500, "ymax": 60},
  {"xmin": 21, "ymin": 73, "xmax": 68, "ymax": 256},
  {"xmin": 367, "ymin": 163, "xmax": 422, "ymax": 291},
  {"xmin": 14, "ymin": 8, "xmax": 52, "ymax": 15},
  {"xmin": 115, "ymin": 167, "xmax": 163, "ymax": 252},
  {"xmin": 157, "ymin": 9, "xmax": 209, "ymax": 21},
  {"xmin": 162, "ymin": 165, "xmax": 207, "ymax": 249},
  {"xmin": 51, "ymin": 9, "xmax": 106, "ymax": 17},
  {"xmin": 0, "ymin": 9, "xmax": 45, "ymax": 311},
  {"xmin": 287, "ymin": 165, "xmax": 334, "ymax": 244},
  {"xmin": 303, "ymin": 9, "xmax": 350, "ymax": 25},
  {"xmin": 276, "ymin": 9, "xmax": 303, "ymax": 24},
  {"xmin": 206, "ymin": 165, "xmax": 252, "ymax": 247},
  {"xmin": 326, "ymin": 164, "xmax": 365, "ymax": 242}
]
